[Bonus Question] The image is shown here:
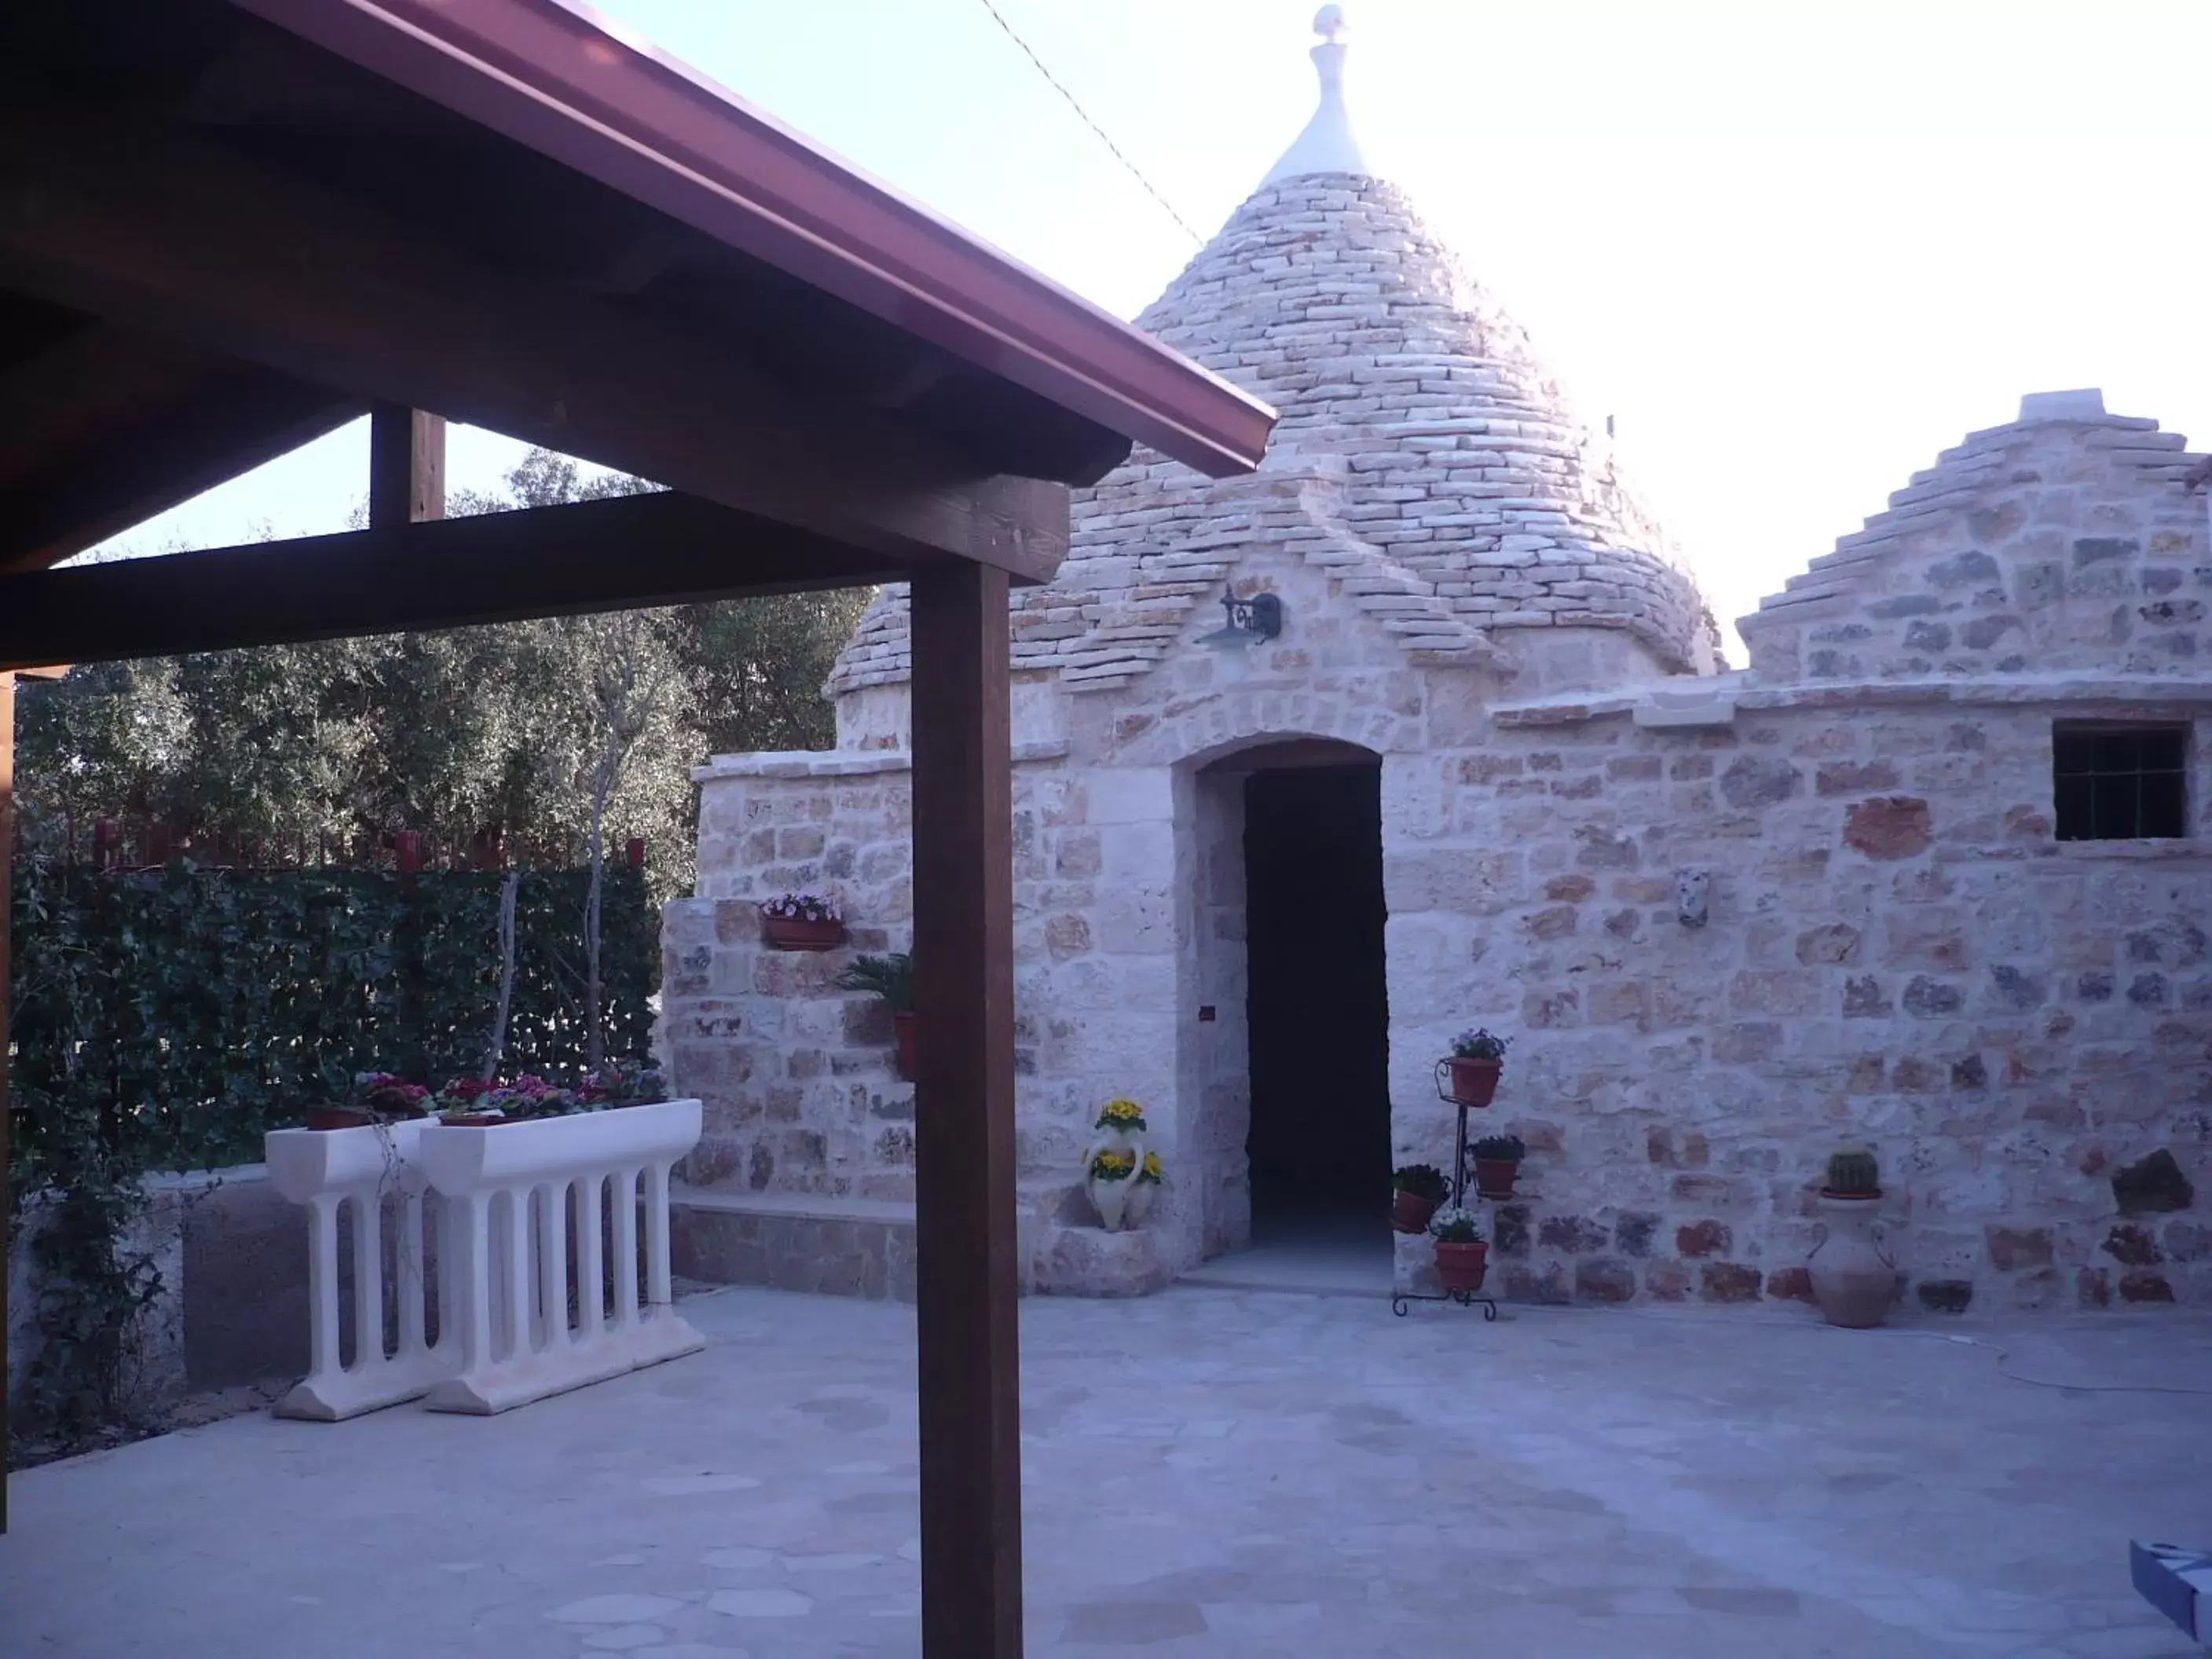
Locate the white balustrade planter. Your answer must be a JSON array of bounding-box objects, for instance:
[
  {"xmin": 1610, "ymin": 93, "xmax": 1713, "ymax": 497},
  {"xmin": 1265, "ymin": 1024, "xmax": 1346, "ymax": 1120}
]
[
  {"xmin": 264, "ymin": 1118, "xmax": 454, "ymax": 1421},
  {"xmin": 414, "ymin": 1098, "xmax": 705, "ymax": 1415}
]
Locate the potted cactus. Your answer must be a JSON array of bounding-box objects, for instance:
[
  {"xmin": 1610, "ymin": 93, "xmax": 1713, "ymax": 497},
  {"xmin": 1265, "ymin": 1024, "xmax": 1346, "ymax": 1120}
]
[
  {"xmin": 837, "ymin": 952, "xmax": 916, "ymax": 1079},
  {"xmin": 1809, "ymin": 1145, "xmax": 1895, "ymax": 1329},
  {"xmin": 1437, "ymin": 1027, "xmax": 1511, "ymax": 1107},
  {"xmin": 761, "ymin": 891, "xmax": 845, "ymax": 951},
  {"xmin": 1428, "ymin": 1207, "xmax": 1489, "ymax": 1295},
  {"xmin": 1471, "ymin": 1133, "xmax": 1526, "ymax": 1199},
  {"xmin": 1391, "ymin": 1163, "xmax": 1450, "ymax": 1234}
]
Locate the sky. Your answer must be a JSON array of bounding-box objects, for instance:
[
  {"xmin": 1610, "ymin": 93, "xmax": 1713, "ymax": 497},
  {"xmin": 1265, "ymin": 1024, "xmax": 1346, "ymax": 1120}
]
[{"xmin": 100, "ymin": 0, "xmax": 2212, "ymax": 658}]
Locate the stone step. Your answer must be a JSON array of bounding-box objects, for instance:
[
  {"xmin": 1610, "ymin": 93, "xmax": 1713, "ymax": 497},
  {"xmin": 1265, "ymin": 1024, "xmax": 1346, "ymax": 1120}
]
[{"xmin": 669, "ymin": 1188, "xmax": 922, "ymax": 1302}]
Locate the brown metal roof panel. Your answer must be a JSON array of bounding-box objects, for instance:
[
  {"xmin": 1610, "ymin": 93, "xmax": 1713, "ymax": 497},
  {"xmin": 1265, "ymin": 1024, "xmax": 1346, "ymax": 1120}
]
[{"xmin": 225, "ymin": 0, "xmax": 1276, "ymax": 479}]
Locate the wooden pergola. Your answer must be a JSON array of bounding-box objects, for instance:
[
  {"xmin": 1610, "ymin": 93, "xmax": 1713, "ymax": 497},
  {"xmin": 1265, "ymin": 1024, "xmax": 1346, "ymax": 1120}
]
[{"xmin": 0, "ymin": 1, "xmax": 1273, "ymax": 1648}]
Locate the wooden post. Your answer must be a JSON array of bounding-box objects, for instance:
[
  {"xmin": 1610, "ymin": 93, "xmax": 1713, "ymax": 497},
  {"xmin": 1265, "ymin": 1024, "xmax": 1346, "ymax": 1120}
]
[
  {"xmin": 368, "ymin": 405, "xmax": 445, "ymax": 529},
  {"xmin": 908, "ymin": 562, "xmax": 1022, "ymax": 1656},
  {"xmin": 0, "ymin": 662, "xmax": 54, "ymax": 1531},
  {"xmin": 0, "ymin": 668, "xmax": 13, "ymax": 1534}
]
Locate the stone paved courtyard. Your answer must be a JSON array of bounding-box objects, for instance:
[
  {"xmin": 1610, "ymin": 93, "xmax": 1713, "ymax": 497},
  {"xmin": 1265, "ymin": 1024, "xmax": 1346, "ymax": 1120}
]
[{"xmin": 3, "ymin": 1282, "xmax": 2209, "ymax": 1657}]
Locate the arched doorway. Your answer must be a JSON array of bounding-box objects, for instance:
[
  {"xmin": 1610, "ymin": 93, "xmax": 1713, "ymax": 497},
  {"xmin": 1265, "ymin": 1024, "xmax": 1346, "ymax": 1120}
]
[{"xmin": 1188, "ymin": 737, "xmax": 1392, "ymax": 1275}]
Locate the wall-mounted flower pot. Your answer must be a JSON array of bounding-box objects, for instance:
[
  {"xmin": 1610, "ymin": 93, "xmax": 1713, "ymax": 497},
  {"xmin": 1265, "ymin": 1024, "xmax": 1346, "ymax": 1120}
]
[
  {"xmin": 1392, "ymin": 1189, "xmax": 1442, "ymax": 1235},
  {"xmin": 894, "ymin": 1010, "xmax": 916, "ymax": 1081},
  {"xmin": 1437, "ymin": 1057, "xmax": 1501, "ymax": 1107},
  {"xmin": 763, "ymin": 916, "xmax": 846, "ymax": 952},
  {"xmin": 1434, "ymin": 1240, "xmax": 1489, "ymax": 1295},
  {"xmin": 1474, "ymin": 1159, "xmax": 1521, "ymax": 1199}
]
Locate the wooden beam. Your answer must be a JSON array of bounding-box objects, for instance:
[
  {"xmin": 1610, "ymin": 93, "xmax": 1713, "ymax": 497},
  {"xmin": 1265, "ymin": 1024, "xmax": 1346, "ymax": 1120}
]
[
  {"xmin": 0, "ymin": 492, "xmax": 905, "ymax": 671},
  {"xmin": 0, "ymin": 103, "xmax": 1070, "ymax": 581},
  {"xmin": 1, "ymin": 668, "xmax": 13, "ymax": 1536},
  {"xmin": 0, "ymin": 321, "xmax": 209, "ymax": 494},
  {"xmin": 368, "ymin": 405, "xmax": 445, "ymax": 529},
  {"xmin": 908, "ymin": 561, "xmax": 1024, "ymax": 1656},
  {"xmin": 0, "ymin": 361, "xmax": 364, "ymax": 574}
]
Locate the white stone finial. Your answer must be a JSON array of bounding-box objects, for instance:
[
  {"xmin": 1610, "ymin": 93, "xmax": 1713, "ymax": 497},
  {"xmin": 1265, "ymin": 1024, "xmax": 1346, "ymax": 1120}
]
[{"xmin": 1262, "ymin": 5, "xmax": 1372, "ymax": 186}]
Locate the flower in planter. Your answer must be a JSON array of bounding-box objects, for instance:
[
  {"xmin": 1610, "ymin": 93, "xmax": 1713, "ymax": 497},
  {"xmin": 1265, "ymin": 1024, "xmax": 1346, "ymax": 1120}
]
[
  {"xmin": 1470, "ymin": 1134, "xmax": 1525, "ymax": 1163},
  {"xmin": 436, "ymin": 1075, "xmax": 494, "ymax": 1112},
  {"xmin": 351, "ymin": 1072, "xmax": 430, "ymax": 1117},
  {"xmin": 579, "ymin": 1058, "xmax": 668, "ymax": 1108},
  {"xmin": 1094, "ymin": 1097, "xmax": 1148, "ymax": 1133},
  {"xmin": 1136, "ymin": 1151, "xmax": 1163, "ymax": 1185},
  {"xmin": 435, "ymin": 1072, "xmax": 579, "ymax": 1121},
  {"xmin": 762, "ymin": 892, "xmax": 843, "ymax": 924},
  {"xmin": 1088, "ymin": 1148, "xmax": 1137, "ymax": 1182},
  {"xmin": 1392, "ymin": 1163, "xmax": 1450, "ymax": 1201},
  {"xmin": 1451, "ymin": 1027, "xmax": 1511, "ymax": 1061},
  {"xmin": 1427, "ymin": 1206, "xmax": 1485, "ymax": 1244}
]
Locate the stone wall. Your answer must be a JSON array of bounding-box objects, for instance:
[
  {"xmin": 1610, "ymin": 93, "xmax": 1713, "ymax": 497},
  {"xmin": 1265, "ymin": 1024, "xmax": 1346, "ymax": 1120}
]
[
  {"xmin": 668, "ymin": 754, "xmax": 919, "ymax": 1207},
  {"xmin": 7, "ymin": 1165, "xmax": 387, "ymax": 1424},
  {"xmin": 680, "ymin": 402, "xmax": 2212, "ymax": 1311},
  {"xmin": 679, "ymin": 630, "xmax": 2212, "ymax": 1312},
  {"xmin": 673, "ymin": 530, "xmax": 1481, "ymax": 1290},
  {"xmin": 1390, "ymin": 678, "xmax": 2212, "ymax": 1314},
  {"xmin": 668, "ymin": 745, "xmax": 1198, "ymax": 1287}
]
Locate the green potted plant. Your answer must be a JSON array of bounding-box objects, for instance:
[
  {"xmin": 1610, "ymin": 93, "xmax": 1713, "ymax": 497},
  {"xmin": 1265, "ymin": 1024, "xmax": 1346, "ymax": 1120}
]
[
  {"xmin": 1437, "ymin": 1027, "xmax": 1511, "ymax": 1107},
  {"xmin": 1391, "ymin": 1163, "xmax": 1450, "ymax": 1234},
  {"xmin": 837, "ymin": 951, "xmax": 916, "ymax": 1079},
  {"xmin": 760, "ymin": 891, "xmax": 845, "ymax": 951},
  {"xmin": 1471, "ymin": 1133, "xmax": 1526, "ymax": 1199},
  {"xmin": 1428, "ymin": 1206, "xmax": 1489, "ymax": 1294}
]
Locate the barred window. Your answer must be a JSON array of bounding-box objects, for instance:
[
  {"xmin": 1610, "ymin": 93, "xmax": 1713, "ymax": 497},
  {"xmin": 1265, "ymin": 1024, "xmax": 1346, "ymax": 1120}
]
[{"xmin": 2053, "ymin": 723, "xmax": 2188, "ymax": 840}]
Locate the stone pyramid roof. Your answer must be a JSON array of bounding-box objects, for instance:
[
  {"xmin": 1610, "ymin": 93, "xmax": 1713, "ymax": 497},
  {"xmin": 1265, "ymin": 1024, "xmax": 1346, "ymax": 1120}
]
[
  {"xmin": 1738, "ymin": 390, "xmax": 2210, "ymax": 683},
  {"xmin": 828, "ymin": 27, "xmax": 1712, "ymax": 698}
]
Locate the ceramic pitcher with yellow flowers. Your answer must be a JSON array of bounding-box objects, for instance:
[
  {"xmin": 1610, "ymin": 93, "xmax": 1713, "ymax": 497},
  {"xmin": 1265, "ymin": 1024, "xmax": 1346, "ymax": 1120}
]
[{"xmin": 1085, "ymin": 1097, "xmax": 1149, "ymax": 1231}]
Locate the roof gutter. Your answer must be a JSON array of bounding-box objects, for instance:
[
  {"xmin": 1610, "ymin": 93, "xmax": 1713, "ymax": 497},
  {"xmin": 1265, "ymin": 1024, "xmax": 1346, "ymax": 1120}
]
[{"xmin": 226, "ymin": 0, "xmax": 1276, "ymax": 478}]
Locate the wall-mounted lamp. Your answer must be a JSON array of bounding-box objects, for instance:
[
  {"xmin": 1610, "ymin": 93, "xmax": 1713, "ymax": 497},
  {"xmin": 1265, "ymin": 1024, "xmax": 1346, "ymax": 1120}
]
[{"xmin": 1198, "ymin": 591, "xmax": 1284, "ymax": 649}]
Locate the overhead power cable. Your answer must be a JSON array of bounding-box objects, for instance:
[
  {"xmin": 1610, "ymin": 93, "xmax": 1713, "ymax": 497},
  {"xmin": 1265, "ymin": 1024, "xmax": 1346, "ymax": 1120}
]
[{"xmin": 972, "ymin": 0, "xmax": 1204, "ymax": 246}]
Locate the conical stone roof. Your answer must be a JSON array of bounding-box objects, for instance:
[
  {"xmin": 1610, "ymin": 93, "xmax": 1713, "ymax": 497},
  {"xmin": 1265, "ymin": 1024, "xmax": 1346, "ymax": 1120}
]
[{"xmin": 829, "ymin": 24, "xmax": 1712, "ymax": 697}]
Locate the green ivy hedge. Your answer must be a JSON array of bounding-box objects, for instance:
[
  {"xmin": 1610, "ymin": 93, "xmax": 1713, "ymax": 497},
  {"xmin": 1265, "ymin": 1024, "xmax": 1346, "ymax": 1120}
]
[{"xmin": 7, "ymin": 861, "xmax": 659, "ymax": 1175}]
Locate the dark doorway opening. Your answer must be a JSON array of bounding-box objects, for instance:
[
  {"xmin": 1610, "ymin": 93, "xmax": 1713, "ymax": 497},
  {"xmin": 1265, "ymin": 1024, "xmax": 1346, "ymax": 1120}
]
[{"xmin": 1242, "ymin": 760, "xmax": 1390, "ymax": 1238}]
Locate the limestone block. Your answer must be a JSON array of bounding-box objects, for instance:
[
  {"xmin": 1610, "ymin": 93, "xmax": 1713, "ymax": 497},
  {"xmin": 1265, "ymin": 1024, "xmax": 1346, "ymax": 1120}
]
[{"xmin": 1032, "ymin": 1225, "xmax": 1174, "ymax": 1297}]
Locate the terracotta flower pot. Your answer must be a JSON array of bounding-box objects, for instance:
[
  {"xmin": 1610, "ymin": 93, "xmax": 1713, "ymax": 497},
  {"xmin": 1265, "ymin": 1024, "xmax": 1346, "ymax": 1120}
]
[
  {"xmin": 1809, "ymin": 1193, "xmax": 1895, "ymax": 1328},
  {"xmin": 1437, "ymin": 1056, "xmax": 1501, "ymax": 1107},
  {"xmin": 763, "ymin": 915, "xmax": 845, "ymax": 952},
  {"xmin": 304, "ymin": 1105, "xmax": 373, "ymax": 1131},
  {"xmin": 1434, "ymin": 1240, "xmax": 1489, "ymax": 1295},
  {"xmin": 1473, "ymin": 1158, "xmax": 1520, "ymax": 1199},
  {"xmin": 1392, "ymin": 1188, "xmax": 1442, "ymax": 1235},
  {"xmin": 894, "ymin": 1010, "xmax": 916, "ymax": 1081}
]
